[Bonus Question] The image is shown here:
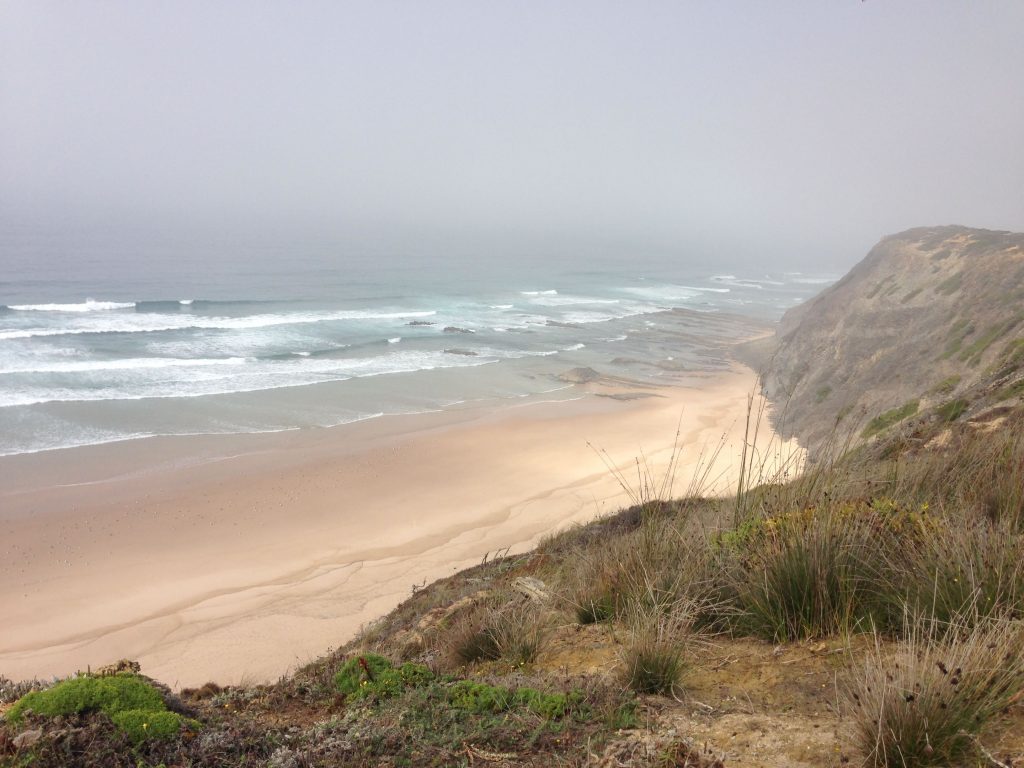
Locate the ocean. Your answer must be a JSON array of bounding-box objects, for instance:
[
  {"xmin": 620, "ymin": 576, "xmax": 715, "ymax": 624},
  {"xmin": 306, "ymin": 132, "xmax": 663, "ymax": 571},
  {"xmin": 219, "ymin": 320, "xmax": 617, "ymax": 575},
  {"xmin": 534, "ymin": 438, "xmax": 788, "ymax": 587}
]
[{"xmin": 0, "ymin": 244, "xmax": 836, "ymax": 456}]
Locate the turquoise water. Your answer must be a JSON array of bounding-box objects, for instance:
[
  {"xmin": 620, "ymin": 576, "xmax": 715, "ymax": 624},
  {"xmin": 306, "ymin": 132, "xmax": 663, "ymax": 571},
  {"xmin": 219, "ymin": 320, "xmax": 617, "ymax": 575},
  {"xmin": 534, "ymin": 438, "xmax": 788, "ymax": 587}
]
[{"xmin": 0, "ymin": 243, "xmax": 836, "ymax": 455}]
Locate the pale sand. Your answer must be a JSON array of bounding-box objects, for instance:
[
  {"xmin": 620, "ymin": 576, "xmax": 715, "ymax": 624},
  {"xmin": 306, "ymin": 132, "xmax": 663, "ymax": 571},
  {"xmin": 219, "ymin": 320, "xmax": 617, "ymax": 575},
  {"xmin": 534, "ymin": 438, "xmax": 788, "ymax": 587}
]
[{"xmin": 0, "ymin": 365, "xmax": 798, "ymax": 689}]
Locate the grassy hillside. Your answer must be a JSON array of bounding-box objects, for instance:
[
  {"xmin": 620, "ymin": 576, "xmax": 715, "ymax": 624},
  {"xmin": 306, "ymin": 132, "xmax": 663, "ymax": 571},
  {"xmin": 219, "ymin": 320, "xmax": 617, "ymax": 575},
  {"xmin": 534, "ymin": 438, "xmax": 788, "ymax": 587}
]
[
  {"xmin": 2, "ymin": 395, "xmax": 1023, "ymax": 767},
  {"xmin": 755, "ymin": 226, "xmax": 1024, "ymax": 452}
]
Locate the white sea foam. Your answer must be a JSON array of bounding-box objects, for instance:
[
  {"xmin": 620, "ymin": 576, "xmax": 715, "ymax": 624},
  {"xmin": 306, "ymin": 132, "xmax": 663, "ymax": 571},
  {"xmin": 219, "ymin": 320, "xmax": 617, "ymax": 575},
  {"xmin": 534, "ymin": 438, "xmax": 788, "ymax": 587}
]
[
  {"xmin": 527, "ymin": 294, "xmax": 620, "ymax": 307},
  {"xmin": 0, "ymin": 350, "xmax": 496, "ymax": 408},
  {"xmin": 624, "ymin": 285, "xmax": 727, "ymax": 302},
  {"xmin": 9, "ymin": 300, "xmax": 136, "ymax": 312},
  {"xmin": 388, "ymin": 337, "xmax": 401, "ymax": 343},
  {"xmin": 562, "ymin": 343, "xmax": 585, "ymax": 351},
  {"xmin": 179, "ymin": 299, "xmax": 194, "ymax": 305},
  {"xmin": 520, "ymin": 289, "xmax": 558, "ymax": 296},
  {"xmin": 792, "ymin": 277, "xmax": 837, "ymax": 285},
  {"xmin": 489, "ymin": 304, "xmax": 514, "ymax": 309},
  {"xmin": 0, "ymin": 357, "xmax": 248, "ymax": 375},
  {"xmin": 0, "ymin": 309, "xmax": 437, "ymax": 340}
]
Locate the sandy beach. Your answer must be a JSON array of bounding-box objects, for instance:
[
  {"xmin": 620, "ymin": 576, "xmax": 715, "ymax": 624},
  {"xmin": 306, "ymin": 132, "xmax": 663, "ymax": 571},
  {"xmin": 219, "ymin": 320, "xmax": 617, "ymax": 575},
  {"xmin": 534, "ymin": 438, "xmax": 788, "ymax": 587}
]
[{"xmin": 0, "ymin": 364, "xmax": 797, "ymax": 690}]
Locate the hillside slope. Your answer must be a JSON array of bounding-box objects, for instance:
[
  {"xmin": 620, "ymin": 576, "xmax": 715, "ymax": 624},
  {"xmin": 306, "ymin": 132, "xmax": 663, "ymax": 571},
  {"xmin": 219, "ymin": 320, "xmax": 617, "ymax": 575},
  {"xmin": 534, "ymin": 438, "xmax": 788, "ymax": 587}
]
[{"xmin": 757, "ymin": 225, "xmax": 1024, "ymax": 449}]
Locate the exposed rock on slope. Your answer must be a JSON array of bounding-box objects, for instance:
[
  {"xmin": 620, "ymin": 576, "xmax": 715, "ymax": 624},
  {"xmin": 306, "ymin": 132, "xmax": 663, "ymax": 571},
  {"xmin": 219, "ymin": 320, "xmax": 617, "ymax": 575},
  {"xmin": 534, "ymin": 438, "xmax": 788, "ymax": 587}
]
[{"xmin": 757, "ymin": 226, "xmax": 1024, "ymax": 450}]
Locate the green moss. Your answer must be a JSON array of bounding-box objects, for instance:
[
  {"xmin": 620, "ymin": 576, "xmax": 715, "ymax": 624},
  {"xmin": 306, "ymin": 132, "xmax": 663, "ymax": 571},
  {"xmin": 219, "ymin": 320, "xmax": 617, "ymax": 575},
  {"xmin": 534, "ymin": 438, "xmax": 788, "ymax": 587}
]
[
  {"xmin": 446, "ymin": 680, "xmax": 582, "ymax": 720},
  {"xmin": 334, "ymin": 654, "xmax": 434, "ymax": 699},
  {"xmin": 936, "ymin": 399, "xmax": 969, "ymax": 423},
  {"xmin": 110, "ymin": 709, "xmax": 200, "ymax": 744},
  {"xmin": 862, "ymin": 400, "xmax": 919, "ymax": 438},
  {"xmin": 930, "ymin": 248, "xmax": 952, "ymax": 262},
  {"xmin": 934, "ymin": 272, "xmax": 964, "ymax": 296},
  {"xmin": 5, "ymin": 674, "xmax": 194, "ymax": 744},
  {"xmin": 901, "ymin": 287, "xmax": 923, "ymax": 303},
  {"xmin": 814, "ymin": 385, "xmax": 832, "ymax": 404}
]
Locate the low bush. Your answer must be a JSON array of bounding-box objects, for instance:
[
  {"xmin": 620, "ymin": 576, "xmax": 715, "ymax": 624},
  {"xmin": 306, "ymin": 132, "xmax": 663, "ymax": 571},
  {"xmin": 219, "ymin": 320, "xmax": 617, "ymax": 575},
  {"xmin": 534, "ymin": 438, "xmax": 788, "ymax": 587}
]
[
  {"xmin": 935, "ymin": 398, "xmax": 968, "ymax": 422},
  {"xmin": 334, "ymin": 653, "xmax": 434, "ymax": 699},
  {"xmin": 487, "ymin": 600, "xmax": 552, "ymax": 665},
  {"xmin": 5, "ymin": 674, "xmax": 198, "ymax": 744},
  {"xmin": 718, "ymin": 507, "xmax": 888, "ymax": 640}
]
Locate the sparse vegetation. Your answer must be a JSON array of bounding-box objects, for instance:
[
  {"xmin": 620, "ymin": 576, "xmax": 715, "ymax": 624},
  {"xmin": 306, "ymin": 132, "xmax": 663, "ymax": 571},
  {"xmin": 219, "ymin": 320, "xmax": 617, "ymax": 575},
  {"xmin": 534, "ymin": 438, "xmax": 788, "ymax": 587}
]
[
  {"xmin": 901, "ymin": 286, "xmax": 923, "ymax": 302},
  {"xmin": 862, "ymin": 400, "xmax": 919, "ymax": 438},
  {"xmin": 935, "ymin": 397, "xmax": 968, "ymax": 422},
  {"xmin": 928, "ymin": 374, "xmax": 961, "ymax": 395},
  {"xmin": 935, "ymin": 272, "xmax": 964, "ymax": 295}
]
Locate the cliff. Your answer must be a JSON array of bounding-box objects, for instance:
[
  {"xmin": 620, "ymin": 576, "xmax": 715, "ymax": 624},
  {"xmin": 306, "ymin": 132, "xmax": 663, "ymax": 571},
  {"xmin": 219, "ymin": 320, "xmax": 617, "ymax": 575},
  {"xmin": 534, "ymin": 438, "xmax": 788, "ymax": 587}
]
[{"xmin": 756, "ymin": 225, "xmax": 1024, "ymax": 450}]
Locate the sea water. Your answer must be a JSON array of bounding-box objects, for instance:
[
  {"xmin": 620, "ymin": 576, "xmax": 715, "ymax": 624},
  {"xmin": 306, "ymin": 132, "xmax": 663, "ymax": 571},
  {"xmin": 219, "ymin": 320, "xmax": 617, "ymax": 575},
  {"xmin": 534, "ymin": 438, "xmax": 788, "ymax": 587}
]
[{"xmin": 0, "ymin": 242, "xmax": 836, "ymax": 456}]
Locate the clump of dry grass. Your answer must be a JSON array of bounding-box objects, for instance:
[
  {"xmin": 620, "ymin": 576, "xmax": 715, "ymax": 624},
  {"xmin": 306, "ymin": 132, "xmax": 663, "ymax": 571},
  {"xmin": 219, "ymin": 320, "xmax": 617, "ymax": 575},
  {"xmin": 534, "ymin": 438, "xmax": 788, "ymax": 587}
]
[
  {"xmin": 846, "ymin": 612, "xmax": 1024, "ymax": 767},
  {"xmin": 444, "ymin": 597, "xmax": 551, "ymax": 667},
  {"xmin": 446, "ymin": 604, "xmax": 501, "ymax": 665},
  {"xmin": 897, "ymin": 516, "xmax": 1024, "ymax": 626},
  {"xmin": 715, "ymin": 506, "xmax": 890, "ymax": 641},
  {"xmin": 619, "ymin": 589, "xmax": 700, "ymax": 696},
  {"xmin": 487, "ymin": 599, "xmax": 552, "ymax": 665}
]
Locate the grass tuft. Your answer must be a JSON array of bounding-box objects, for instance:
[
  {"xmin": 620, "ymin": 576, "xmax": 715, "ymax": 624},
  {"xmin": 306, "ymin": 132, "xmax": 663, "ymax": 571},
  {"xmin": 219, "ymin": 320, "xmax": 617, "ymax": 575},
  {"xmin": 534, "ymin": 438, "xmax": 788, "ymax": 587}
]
[{"xmin": 847, "ymin": 613, "xmax": 1024, "ymax": 767}]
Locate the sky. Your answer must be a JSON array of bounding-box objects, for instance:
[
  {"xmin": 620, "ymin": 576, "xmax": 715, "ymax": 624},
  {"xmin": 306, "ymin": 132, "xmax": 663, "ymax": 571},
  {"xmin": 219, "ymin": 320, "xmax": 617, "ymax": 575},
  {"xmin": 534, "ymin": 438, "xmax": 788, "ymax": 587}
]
[{"xmin": 2, "ymin": 1, "xmax": 1023, "ymax": 272}]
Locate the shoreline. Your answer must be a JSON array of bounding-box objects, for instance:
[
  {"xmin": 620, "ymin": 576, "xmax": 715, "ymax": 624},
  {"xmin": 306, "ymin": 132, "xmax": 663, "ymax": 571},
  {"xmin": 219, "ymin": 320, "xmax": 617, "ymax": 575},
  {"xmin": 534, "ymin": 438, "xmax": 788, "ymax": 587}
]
[{"xmin": 0, "ymin": 364, "xmax": 798, "ymax": 689}]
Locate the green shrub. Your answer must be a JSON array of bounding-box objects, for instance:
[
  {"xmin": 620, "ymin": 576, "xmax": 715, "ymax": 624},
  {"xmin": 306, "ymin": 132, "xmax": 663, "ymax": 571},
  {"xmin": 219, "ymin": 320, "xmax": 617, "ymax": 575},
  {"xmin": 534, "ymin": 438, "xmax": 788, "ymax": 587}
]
[
  {"xmin": 723, "ymin": 507, "xmax": 888, "ymax": 640},
  {"xmin": 619, "ymin": 596, "xmax": 693, "ymax": 695},
  {"xmin": 5, "ymin": 674, "xmax": 196, "ymax": 744},
  {"xmin": 995, "ymin": 378, "xmax": 1024, "ymax": 403},
  {"xmin": 847, "ymin": 615, "xmax": 1024, "ymax": 767},
  {"xmin": 447, "ymin": 614, "xmax": 501, "ymax": 665},
  {"xmin": 334, "ymin": 654, "xmax": 434, "ymax": 699}
]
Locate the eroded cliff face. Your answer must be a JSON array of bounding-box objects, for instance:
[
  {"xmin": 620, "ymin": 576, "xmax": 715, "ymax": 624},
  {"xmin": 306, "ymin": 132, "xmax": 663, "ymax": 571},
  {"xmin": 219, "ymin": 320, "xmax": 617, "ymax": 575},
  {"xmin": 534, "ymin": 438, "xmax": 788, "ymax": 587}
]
[{"xmin": 758, "ymin": 226, "xmax": 1024, "ymax": 450}]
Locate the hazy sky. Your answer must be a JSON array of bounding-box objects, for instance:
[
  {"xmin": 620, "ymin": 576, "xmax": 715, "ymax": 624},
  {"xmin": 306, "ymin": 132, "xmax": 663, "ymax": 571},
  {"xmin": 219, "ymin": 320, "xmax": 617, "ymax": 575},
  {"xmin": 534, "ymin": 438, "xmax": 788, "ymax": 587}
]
[{"xmin": 2, "ymin": 1, "xmax": 1023, "ymax": 270}]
